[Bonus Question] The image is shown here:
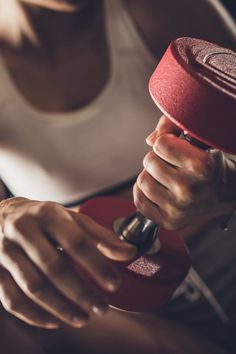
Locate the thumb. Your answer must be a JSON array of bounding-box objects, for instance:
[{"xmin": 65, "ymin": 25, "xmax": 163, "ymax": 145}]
[
  {"xmin": 146, "ymin": 115, "xmax": 180, "ymax": 146},
  {"xmin": 67, "ymin": 209, "xmax": 137, "ymax": 261}
]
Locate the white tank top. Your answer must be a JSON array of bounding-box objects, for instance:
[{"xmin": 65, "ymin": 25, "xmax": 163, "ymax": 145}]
[
  {"xmin": 0, "ymin": 0, "xmax": 235, "ymax": 205},
  {"xmin": 0, "ymin": 0, "xmax": 159, "ymax": 204}
]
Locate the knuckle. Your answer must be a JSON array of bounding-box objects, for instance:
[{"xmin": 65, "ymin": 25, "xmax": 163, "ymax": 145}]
[
  {"xmin": 37, "ymin": 202, "xmax": 56, "ymax": 217},
  {"xmin": 4, "ymin": 215, "xmax": 29, "ymax": 240},
  {"xmin": 172, "ymin": 180, "xmax": 196, "ymax": 208},
  {"xmin": 154, "ymin": 134, "xmax": 172, "ymax": 154},
  {"xmin": 143, "ymin": 151, "xmax": 156, "ymax": 167},
  {"xmin": 172, "ymin": 182, "xmax": 189, "ymax": 206},
  {"xmin": 155, "ymin": 134, "xmax": 167, "ymax": 147},
  {"xmin": 37, "ymin": 202, "xmax": 67, "ymax": 224},
  {"xmin": 189, "ymin": 155, "xmax": 213, "ymax": 179}
]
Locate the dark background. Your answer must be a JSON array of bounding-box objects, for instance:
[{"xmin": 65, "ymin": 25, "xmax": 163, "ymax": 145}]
[{"xmin": 221, "ymin": 0, "xmax": 236, "ymax": 18}]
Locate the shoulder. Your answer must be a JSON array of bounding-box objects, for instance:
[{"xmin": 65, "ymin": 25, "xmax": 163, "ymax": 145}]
[{"xmin": 124, "ymin": 0, "xmax": 236, "ymax": 58}]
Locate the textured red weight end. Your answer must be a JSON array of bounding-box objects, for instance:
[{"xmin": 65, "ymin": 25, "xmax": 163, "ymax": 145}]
[
  {"xmin": 79, "ymin": 197, "xmax": 190, "ymax": 312},
  {"xmin": 149, "ymin": 37, "xmax": 236, "ymax": 154}
]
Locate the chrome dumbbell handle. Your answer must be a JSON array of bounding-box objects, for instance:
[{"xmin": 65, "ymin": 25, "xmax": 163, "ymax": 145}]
[
  {"xmin": 115, "ymin": 133, "xmax": 209, "ymax": 254},
  {"xmin": 116, "ymin": 212, "xmax": 159, "ymax": 253}
]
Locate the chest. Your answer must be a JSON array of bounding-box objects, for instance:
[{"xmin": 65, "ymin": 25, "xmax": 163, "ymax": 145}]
[{"xmin": 1, "ymin": 32, "xmax": 110, "ymax": 113}]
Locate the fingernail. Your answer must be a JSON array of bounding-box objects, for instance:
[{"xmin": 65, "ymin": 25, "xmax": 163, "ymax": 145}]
[
  {"xmin": 72, "ymin": 316, "xmax": 87, "ymax": 327},
  {"xmin": 46, "ymin": 323, "xmax": 60, "ymax": 329},
  {"xmin": 91, "ymin": 303, "xmax": 108, "ymax": 316},
  {"xmin": 146, "ymin": 130, "xmax": 157, "ymax": 145},
  {"xmin": 106, "ymin": 275, "xmax": 121, "ymax": 291}
]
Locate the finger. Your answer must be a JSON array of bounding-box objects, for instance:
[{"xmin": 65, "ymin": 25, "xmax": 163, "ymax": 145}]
[
  {"xmin": 146, "ymin": 115, "xmax": 180, "ymax": 146},
  {"xmin": 133, "ymin": 183, "xmax": 183, "ymax": 230},
  {"xmin": 153, "ymin": 133, "xmax": 210, "ymax": 173},
  {"xmin": 68, "ymin": 211, "xmax": 137, "ymax": 261},
  {"xmin": 4, "ymin": 221, "xmax": 109, "ymax": 315},
  {"xmin": 137, "ymin": 170, "xmax": 171, "ymax": 208},
  {"xmin": 0, "ymin": 265, "xmax": 59, "ymax": 329},
  {"xmin": 156, "ymin": 115, "xmax": 181, "ymax": 135},
  {"xmin": 44, "ymin": 217, "xmax": 122, "ymax": 291},
  {"xmin": 133, "ymin": 183, "xmax": 163, "ymax": 225},
  {"xmin": 0, "ymin": 243, "xmax": 90, "ymax": 328},
  {"xmin": 143, "ymin": 151, "xmax": 178, "ymax": 190}
]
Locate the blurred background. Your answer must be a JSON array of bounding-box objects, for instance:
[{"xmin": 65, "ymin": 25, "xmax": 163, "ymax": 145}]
[{"xmin": 221, "ymin": 0, "xmax": 236, "ymax": 18}]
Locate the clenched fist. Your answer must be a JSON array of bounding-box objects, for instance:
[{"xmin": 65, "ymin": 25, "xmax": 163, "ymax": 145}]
[{"xmin": 134, "ymin": 116, "xmax": 236, "ymax": 230}]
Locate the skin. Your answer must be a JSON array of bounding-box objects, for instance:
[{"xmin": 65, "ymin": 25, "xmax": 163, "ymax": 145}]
[
  {"xmin": 21, "ymin": 0, "xmax": 89, "ymax": 12},
  {"xmin": 0, "ymin": 197, "xmax": 136, "ymax": 328},
  {"xmin": 0, "ymin": 0, "xmax": 235, "ymax": 330},
  {"xmin": 134, "ymin": 116, "xmax": 236, "ymax": 231}
]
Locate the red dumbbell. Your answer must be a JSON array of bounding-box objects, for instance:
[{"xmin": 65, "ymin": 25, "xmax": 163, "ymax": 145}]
[{"xmin": 79, "ymin": 38, "xmax": 236, "ymax": 312}]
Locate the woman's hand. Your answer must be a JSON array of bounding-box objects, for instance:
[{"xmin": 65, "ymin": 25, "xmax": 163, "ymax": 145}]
[
  {"xmin": 0, "ymin": 197, "xmax": 136, "ymax": 329},
  {"xmin": 134, "ymin": 115, "xmax": 236, "ymax": 230}
]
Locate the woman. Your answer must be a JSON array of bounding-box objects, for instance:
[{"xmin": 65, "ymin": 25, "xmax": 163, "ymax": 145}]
[{"xmin": 0, "ymin": 0, "xmax": 235, "ymax": 346}]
